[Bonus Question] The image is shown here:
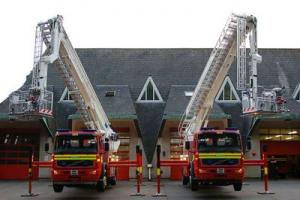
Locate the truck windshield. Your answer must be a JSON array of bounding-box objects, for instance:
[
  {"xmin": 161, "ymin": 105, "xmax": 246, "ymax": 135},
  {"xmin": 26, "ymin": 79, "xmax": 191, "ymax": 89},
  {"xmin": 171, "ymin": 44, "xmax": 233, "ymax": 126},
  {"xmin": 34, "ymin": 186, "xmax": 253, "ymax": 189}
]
[
  {"xmin": 54, "ymin": 134, "xmax": 97, "ymax": 154},
  {"xmin": 198, "ymin": 133, "xmax": 241, "ymax": 153}
]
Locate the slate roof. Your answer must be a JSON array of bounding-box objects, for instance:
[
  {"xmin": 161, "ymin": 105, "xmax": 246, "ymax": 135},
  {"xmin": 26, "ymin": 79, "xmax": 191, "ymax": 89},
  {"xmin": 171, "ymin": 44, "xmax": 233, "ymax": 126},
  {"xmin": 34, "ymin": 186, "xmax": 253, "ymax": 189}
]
[
  {"xmin": 163, "ymin": 85, "xmax": 231, "ymax": 119},
  {"xmin": 95, "ymin": 85, "xmax": 136, "ymax": 119},
  {"xmin": 1, "ymin": 48, "xmax": 300, "ymax": 163},
  {"xmin": 135, "ymin": 103, "xmax": 165, "ymax": 162}
]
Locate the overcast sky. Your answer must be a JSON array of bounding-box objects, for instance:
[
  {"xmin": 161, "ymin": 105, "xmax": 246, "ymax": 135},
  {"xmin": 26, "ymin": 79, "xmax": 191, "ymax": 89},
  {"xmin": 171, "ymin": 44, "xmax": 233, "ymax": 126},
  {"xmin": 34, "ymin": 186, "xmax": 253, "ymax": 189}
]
[{"xmin": 0, "ymin": 0, "xmax": 299, "ymax": 103}]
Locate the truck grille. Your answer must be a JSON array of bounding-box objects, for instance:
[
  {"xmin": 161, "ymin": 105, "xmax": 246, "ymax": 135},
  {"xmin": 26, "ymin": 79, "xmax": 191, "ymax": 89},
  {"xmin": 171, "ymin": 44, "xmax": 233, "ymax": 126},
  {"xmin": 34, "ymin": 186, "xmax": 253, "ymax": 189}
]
[
  {"xmin": 201, "ymin": 159, "xmax": 239, "ymax": 166},
  {"xmin": 57, "ymin": 160, "xmax": 94, "ymax": 167}
]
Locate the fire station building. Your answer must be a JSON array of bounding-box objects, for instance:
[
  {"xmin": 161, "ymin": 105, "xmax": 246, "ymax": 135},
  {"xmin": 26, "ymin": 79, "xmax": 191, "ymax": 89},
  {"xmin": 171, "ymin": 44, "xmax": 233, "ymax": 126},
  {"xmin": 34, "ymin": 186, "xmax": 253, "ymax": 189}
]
[{"xmin": 0, "ymin": 48, "xmax": 300, "ymax": 180}]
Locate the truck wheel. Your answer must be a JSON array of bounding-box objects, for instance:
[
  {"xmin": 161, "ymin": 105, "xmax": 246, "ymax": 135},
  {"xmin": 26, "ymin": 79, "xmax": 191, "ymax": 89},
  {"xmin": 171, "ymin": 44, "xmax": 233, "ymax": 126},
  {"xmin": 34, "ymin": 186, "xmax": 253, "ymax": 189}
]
[
  {"xmin": 96, "ymin": 178, "xmax": 106, "ymax": 192},
  {"xmin": 191, "ymin": 179, "xmax": 199, "ymax": 191},
  {"xmin": 233, "ymin": 182, "xmax": 242, "ymax": 191},
  {"xmin": 190, "ymin": 162, "xmax": 198, "ymax": 191},
  {"xmin": 97, "ymin": 165, "xmax": 107, "ymax": 192},
  {"xmin": 108, "ymin": 176, "xmax": 117, "ymax": 186},
  {"xmin": 53, "ymin": 184, "xmax": 63, "ymax": 193},
  {"xmin": 182, "ymin": 175, "xmax": 189, "ymax": 185}
]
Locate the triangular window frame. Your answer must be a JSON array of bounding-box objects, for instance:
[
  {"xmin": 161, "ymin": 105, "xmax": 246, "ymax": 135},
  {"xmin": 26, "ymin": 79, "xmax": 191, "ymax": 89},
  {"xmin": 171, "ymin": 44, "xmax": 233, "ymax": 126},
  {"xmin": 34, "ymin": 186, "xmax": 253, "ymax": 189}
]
[
  {"xmin": 215, "ymin": 76, "xmax": 240, "ymax": 103},
  {"xmin": 59, "ymin": 87, "xmax": 74, "ymax": 103},
  {"xmin": 292, "ymin": 83, "xmax": 300, "ymax": 102},
  {"xmin": 137, "ymin": 76, "xmax": 163, "ymax": 103}
]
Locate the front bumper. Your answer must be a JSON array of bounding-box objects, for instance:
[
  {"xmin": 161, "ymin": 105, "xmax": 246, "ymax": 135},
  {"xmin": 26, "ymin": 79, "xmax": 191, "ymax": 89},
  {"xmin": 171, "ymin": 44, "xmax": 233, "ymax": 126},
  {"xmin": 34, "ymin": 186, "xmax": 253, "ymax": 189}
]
[
  {"xmin": 51, "ymin": 168, "xmax": 101, "ymax": 184},
  {"xmin": 197, "ymin": 168, "xmax": 244, "ymax": 185}
]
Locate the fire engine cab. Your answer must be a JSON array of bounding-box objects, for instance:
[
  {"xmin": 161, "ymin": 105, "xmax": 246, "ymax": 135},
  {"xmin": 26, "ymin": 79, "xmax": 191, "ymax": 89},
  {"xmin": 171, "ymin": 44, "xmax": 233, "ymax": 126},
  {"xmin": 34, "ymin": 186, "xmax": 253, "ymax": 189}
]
[{"xmin": 185, "ymin": 128, "xmax": 244, "ymax": 191}]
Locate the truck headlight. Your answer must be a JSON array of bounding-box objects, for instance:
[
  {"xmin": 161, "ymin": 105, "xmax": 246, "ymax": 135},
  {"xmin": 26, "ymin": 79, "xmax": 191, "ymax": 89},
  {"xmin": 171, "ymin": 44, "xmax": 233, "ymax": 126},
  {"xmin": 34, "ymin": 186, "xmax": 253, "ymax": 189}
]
[
  {"xmin": 199, "ymin": 169, "xmax": 207, "ymax": 174},
  {"xmin": 53, "ymin": 170, "xmax": 59, "ymax": 175}
]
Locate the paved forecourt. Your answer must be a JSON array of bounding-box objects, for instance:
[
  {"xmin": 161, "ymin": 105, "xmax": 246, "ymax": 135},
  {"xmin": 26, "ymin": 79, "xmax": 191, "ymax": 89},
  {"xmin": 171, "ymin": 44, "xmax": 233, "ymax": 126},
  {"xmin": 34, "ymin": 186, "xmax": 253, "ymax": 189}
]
[{"xmin": 0, "ymin": 179, "xmax": 299, "ymax": 200}]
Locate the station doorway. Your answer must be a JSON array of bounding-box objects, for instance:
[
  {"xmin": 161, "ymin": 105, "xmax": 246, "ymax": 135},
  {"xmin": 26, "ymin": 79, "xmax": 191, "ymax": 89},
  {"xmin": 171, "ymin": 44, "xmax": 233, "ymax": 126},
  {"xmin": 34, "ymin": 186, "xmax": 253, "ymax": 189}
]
[
  {"xmin": 260, "ymin": 140, "xmax": 300, "ymax": 179},
  {"xmin": 0, "ymin": 129, "xmax": 40, "ymax": 180}
]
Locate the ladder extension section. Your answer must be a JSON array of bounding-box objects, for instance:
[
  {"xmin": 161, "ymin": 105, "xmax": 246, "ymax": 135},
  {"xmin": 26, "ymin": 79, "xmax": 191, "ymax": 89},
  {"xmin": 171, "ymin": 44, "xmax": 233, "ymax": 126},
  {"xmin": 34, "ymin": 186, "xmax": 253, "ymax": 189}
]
[
  {"xmin": 35, "ymin": 16, "xmax": 115, "ymax": 140},
  {"xmin": 236, "ymin": 18, "xmax": 247, "ymax": 90},
  {"xmin": 178, "ymin": 14, "xmax": 251, "ymax": 138},
  {"xmin": 56, "ymin": 29, "xmax": 114, "ymax": 138}
]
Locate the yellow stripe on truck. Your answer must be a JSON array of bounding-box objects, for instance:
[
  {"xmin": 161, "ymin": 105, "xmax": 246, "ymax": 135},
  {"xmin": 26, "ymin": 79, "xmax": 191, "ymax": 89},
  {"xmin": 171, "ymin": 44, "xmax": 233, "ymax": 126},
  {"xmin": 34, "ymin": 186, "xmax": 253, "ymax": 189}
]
[
  {"xmin": 54, "ymin": 154, "xmax": 97, "ymax": 160},
  {"xmin": 199, "ymin": 153, "xmax": 241, "ymax": 159}
]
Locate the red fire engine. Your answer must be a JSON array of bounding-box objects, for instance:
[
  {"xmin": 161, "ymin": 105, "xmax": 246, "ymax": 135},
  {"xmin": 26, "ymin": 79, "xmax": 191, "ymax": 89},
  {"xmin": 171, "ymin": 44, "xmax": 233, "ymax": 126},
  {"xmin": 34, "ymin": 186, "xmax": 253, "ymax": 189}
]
[
  {"xmin": 49, "ymin": 130, "xmax": 115, "ymax": 192},
  {"xmin": 183, "ymin": 128, "xmax": 244, "ymax": 191},
  {"xmin": 9, "ymin": 15, "xmax": 120, "ymax": 192},
  {"xmin": 178, "ymin": 13, "xmax": 287, "ymax": 191}
]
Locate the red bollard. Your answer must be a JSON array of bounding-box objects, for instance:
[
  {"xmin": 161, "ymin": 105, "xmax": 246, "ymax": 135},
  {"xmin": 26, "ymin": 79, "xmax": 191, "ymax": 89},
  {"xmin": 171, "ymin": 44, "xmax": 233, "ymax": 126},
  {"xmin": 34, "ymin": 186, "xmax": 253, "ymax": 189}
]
[
  {"xmin": 258, "ymin": 152, "xmax": 274, "ymax": 195},
  {"xmin": 130, "ymin": 145, "xmax": 145, "ymax": 196},
  {"xmin": 139, "ymin": 149, "xmax": 145, "ymax": 186},
  {"xmin": 21, "ymin": 148, "xmax": 39, "ymax": 197},
  {"xmin": 152, "ymin": 145, "xmax": 167, "ymax": 197}
]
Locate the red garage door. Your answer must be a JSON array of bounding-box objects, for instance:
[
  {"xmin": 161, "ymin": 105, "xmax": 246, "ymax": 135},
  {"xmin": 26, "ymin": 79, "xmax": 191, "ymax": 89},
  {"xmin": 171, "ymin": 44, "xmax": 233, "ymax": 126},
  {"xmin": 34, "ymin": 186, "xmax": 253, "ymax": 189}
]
[
  {"xmin": 116, "ymin": 166, "xmax": 129, "ymax": 180},
  {"xmin": 0, "ymin": 132, "xmax": 39, "ymax": 180},
  {"xmin": 261, "ymin": 141, "xmax": 300, "ymax": 155},
  {"xmin": 171, "ymin": 166, "xmax": 183, "ymax": 180}
]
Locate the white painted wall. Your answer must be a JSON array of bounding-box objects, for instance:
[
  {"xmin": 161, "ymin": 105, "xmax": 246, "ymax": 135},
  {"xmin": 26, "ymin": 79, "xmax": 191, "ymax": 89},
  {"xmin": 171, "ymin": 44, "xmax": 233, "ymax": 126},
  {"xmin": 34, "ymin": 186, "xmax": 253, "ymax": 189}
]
[
  {"xmin": 245, "ymin": 135, "xmax": 261, "ymax": 178},
  {"xmin": 38, "ymin": 130, "xmax": 52, "ymax": 178}
]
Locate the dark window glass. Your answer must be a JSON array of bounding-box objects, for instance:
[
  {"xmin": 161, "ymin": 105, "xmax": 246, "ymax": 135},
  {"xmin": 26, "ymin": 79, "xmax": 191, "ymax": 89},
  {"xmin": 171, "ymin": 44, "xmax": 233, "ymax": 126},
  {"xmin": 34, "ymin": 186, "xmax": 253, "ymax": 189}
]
[
  {"xmin": 198, "ymin": 133, "xmax": 241, "ymax": 152},
  {"xmin": 218, "ymin": 91, "xmax": 224, "ymax": 100},
  {"xmin": 55, "ymin": 134, "xmax": 97, "ymax": 154},
  {"xmin": 147, "ymin": 83, "xmax": 153, "ymax": 100},
  {"xmin": 224, "ymin": 83, "xmax": 231, "ymax": 100}
]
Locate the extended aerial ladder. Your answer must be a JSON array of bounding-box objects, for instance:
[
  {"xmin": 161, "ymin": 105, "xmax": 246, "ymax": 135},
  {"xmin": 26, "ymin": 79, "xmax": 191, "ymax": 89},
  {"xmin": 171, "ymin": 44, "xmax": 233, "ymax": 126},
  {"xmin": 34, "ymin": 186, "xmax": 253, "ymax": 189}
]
[
  {"xmin": 174, "ymin": 13, "xmax": 288, "ymax": 192},
  {"xmin": 9, "ymin": 15, "xmax": 119, "ymax": 151},
  {"xmin": 178, "ymin": 13, "xmax": 287, "ymax": 138}
]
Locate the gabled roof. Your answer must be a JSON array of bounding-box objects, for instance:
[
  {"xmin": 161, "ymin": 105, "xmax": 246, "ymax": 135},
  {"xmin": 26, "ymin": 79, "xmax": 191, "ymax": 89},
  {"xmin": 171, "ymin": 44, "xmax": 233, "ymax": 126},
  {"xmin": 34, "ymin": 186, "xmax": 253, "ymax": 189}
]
[
  {"xmin": 71, "ymin": 48, "xmax": 212, "ymax": 101},
  {"xmin": 163, "ymin": 85, "xmax": 231, "ymax": 120},
  {"xmin": 1, "ymin": 48, "xmax": 300, "ymax": 162},
  {"xmin": 135, "ymin": 103, "xmax": 165, "ymax": 163},
  {"xmin": 95, "ymin": 85, "xmax": 137, "ymax": 119},
  {"xmin": 61, "ymin": 85, "xmax": 137, "ymax": 121}
]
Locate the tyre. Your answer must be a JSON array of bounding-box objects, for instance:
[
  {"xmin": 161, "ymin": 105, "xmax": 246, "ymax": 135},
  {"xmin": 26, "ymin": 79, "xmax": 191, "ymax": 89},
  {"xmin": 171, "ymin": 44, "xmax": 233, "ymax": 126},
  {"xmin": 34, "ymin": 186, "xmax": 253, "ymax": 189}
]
[
  {"xmin": 96, "ymin": 178, "xmax": 106, "ymax": 192},
  {"xmin": 191, "ymin": 179, "xmax": 199, "ymax": 191},
  {"xmin": 190, "ymin": 162, "xmax": 198, "ymax": 191},
  {"xmin": 97, "ymin": 165, "xmax": 107, "ymax": 192},
  {"xmin": 182, "ymin": 175, "xmax": 189, "ymax": 185},
  {"xmin": 108, "ymin": 176, "xmax": 117, "ymax": 186},
  {"xmin": 233, "ymin": 182, "xmax": 242, "ymax": 191},
  {"xmin": 53, "ymin": 184, "xmax": 63, "ymax": 193}
]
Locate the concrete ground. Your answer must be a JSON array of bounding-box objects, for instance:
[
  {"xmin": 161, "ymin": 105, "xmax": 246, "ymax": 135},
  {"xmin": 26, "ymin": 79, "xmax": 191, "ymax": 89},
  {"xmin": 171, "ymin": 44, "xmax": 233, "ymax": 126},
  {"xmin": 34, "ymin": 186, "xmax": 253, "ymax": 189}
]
[{"xmin": 0, "ymin": 179, "xmax": 299, "ymax": 200}]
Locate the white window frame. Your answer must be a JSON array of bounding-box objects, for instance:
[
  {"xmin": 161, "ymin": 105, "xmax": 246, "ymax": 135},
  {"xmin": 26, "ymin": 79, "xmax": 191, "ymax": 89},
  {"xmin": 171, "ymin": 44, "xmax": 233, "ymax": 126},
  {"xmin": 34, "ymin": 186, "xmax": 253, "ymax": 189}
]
[
  {"xmin": 59, "ymin": 87, "xmax": 74, "ymax": 103},
  {"xmin": 215, "ymin": 76, "xmax": 240, "ymax": 103},
  {"xmin": 137, "ymin": 76, "xmax": 163, "ymax": 103},
  {"xmin": 292, "ymin": 83, "xmax": 300, "ymax": 102}
]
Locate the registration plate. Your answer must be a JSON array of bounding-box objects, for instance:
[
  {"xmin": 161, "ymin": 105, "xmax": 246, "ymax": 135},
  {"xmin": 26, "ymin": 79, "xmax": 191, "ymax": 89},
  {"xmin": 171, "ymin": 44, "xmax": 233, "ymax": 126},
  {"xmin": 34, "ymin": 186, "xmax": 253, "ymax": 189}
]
[
  {"xmin": 70, "ymin": 170, "xmax": 78, "ymax": 176},
  {"xmin": 217, "ymin": 168, "xmax": 225, "ymax": 174}
]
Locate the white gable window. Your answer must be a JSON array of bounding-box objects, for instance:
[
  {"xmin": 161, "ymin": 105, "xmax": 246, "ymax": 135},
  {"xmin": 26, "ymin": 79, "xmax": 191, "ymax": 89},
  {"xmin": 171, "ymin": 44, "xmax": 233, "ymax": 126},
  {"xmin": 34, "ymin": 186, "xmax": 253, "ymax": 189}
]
[
  {"xmin": 292, "ymin": 83, "xmax": 300, "ymax": 102},
  {"xmin": 59, "ymin": 87, "xmax": 74, "ymax": 102},
  {"xmin": 215, "ymin": 76, "xmax": 240, "ymax": 103},
  {"xmin": 137, "ymin": 76, "xmax": 163, "ymax": 103}
]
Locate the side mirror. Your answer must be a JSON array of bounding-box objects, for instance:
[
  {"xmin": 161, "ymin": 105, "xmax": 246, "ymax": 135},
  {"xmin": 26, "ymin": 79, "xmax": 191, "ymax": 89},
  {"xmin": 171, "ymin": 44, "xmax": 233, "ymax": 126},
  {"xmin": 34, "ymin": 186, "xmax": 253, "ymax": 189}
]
[
  {"xmin": 185, "ymin": 141, "xmax": 190, "ymax": 150},
  {"xmin": 262, "ymin": 144, "xmax": 267, "ymax": 153},
  {"xmin": 44, "ymin": 143, "xmax": 49, "ymax": 152},
  {"xmin": 104, "ymin": 142, "xmax": 110, "ymax": 152},
  {"xmin": 247, "ymin": 138, "xmax": 252, "ymax": 150}
]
